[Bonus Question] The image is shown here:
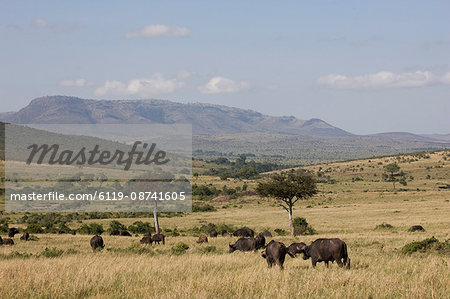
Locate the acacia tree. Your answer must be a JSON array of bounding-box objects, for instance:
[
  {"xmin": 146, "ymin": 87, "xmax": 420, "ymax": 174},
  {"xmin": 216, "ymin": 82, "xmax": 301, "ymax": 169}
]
[
  {"xmin": 383, "ymin": 163, "xmax": 406, "ymax": 190},
  {"xmin": 256, "ymin": 170, "xmax": 317, "ymax": 236}
]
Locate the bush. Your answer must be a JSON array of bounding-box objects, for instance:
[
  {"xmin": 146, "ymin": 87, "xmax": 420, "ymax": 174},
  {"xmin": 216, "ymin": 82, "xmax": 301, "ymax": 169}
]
[
  {"xmin": 274, "ymin": 228, "xmax": 288, "ymax": 236},
  {"xmin": 401, "ymin": 237, "xmax": 441, "ymax": 254},
  {"xmin": 39, "ymin": 247, "xmax": 64, "ymax": 258},
  {"xmin": 77, "ymin": 223, "xmax": 104, "ymax": 235},
  {"xmin": 128, "ymin": 221, "xmax": 154, "ymax": 234},
  {"xmin": 293, "ymin": 217, "xmax": 317, "ymax": 235},
  {"xmin": 26, "ymin": 223, "xmax": 44, "ymax": 234},
  {"xmin": 108, "ymin": 220, "xmax": 127, "ymax": 232},
  {"xmin": 0, "ymin": 219, "xmax": 9, "ymax": 233},
  {"xmin": 375, "ymin": 223, "xmax": 394, "ymax": 230},
  {"xmin": 171, "ymin": 242, "xmax": 190, "ymax": 255}
]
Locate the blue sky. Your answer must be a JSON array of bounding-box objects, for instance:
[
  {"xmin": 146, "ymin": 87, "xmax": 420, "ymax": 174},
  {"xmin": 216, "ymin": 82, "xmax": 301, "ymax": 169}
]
[{"xmin": 1, "ymin": 0, "xmax": 449, "ymax": 134}]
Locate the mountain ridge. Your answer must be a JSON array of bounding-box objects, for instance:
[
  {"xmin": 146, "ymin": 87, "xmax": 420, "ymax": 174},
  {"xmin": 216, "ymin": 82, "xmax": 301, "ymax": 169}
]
[{"xmin": 0, "ymin": 95, "xmax": 353, "ymax": 136}]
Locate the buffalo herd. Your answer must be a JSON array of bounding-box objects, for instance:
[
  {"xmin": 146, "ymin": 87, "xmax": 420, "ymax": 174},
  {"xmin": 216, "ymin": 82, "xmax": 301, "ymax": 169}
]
[{"xmin": 2, "ymin": 225, "xmax": 351, "ymax": 270}]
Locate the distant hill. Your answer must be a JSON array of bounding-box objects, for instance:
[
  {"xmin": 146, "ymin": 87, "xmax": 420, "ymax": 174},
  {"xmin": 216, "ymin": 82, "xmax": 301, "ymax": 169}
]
[
  {"xmin": 1, "ymin": 96, "xmax": 448, "ymax": 164},
  {"xmin": 0, "ymin": 96, "xmax": 352, "ymax": 136}
]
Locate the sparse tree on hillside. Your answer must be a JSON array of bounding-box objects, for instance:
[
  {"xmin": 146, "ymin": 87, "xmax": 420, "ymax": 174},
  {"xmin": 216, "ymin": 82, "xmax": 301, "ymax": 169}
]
[
  {"xmin": 383, "ymin": 163, "xmax": 406, "ymax": 190},
  {"xmin": 256, "ymin": 170, "xmax": 317, "ymax": 236}
]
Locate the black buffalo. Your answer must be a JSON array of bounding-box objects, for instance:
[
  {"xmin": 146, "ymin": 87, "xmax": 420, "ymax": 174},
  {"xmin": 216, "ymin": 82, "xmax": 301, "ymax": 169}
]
[
  {"xmin": 110, "ymin": 230, "xmax": 120, "ymax": 236},
  {"xmin": 140, "ymin": 235, "xmax": 152, "ymax": 244},
  {"xmin": 229, "ymin": 237, "xmax": 257, "ymax": 253},
  {"xmin": 261, "ymin": 240, "xmax": 293, "ymax": 270},
  {"xmin": 20, "ymin": 232, "xmax": 30, "ymax": 241},
  {"xmin": 209, "ymin": 230, "xmax": 218, "ymax": 238},
  {"xmin": 255, "ymin": 234, "xmax": 266, "ymax": 250},
  {"xmin": 409, "ymin": 225, "xmax": 425, "ymax": 232},
  {"xmin": 293, "ymin": 238, "xmax": 350, "ymax": 269},
  {"xmin": 119, "ymin": 231, "xmax": 132, "ymax": 237},
  {"xmin": 260, "ymin": 231, "xmax": 272, "ymax": 237},
  {"xmin": 8, "ymin": 227, "xmax": 19, "ymax": 238},
  {"xmin": 233, "ymin": 228, "xmax": 254, "ymax": 238},
  {"xmin": 152, "ymin": 233, "xmax": 165, "ymax": 245},
  {"xmin": 90, "ymin": 235, "xmax": 105, "ymax": 252},
  {"xmin": 221, "ymin": 231, "xmax": 230, "ymax": 237},
  {"xmin": 1, "ymin": 237, "xmax": 15, "ymax": 245}
]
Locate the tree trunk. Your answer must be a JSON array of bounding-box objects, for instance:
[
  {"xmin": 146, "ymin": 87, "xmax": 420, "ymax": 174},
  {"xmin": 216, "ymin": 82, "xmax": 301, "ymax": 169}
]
[
  {"xmin": 288, "ymin": 205, "xmax": 295, "ymax": 236},
  {"xmin": 153, "ymin": 201, "xmax": 160, "ymax": 234}
]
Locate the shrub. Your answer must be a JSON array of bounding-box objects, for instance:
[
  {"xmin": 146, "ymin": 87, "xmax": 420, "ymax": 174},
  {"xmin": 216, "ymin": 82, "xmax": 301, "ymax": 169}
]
[
  {"xmin": 171, "ymin": 242, "xmax": 189, "ymax": 255},
  {"xmin": 77, "ymin": 223, "xmax": 104, "ymax": 235},
  {"xmin": 293, "ymin": 217, "xmax": 316, "ymax": 235},
  {"xmin": 128, "ymin": 221, "xmax": 154, "ymax": 234},
  {"xmin": 26, "ymin": 223, "xmax": 44, "ymax": 234},
  {"xmin": 108, "ymin": 220, "xmax": 127, "ymax": 232},
  {"xmin": 375, "ymin": 223, "xmax": 394, "ymax": 230},
  {"xmin": 39, "ymin": 247, "xmax": 64, "ymax": 258},
  {"xmin": 274, "ymin": 228, "xmax": 288, "ymax": 236},
  {"xmin": 401, "ymin": 237, "xmax": 444, "ymax": 254}
]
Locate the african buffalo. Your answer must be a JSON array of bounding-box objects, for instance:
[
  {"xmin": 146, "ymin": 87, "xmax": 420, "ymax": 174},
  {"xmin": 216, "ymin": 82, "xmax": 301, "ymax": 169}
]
[
  {"xmin": 260, "ymin": 231, "xmax": 272, "ymax": 237},
  {"xmin": 294, "ymin": 238, "xmax": 350, "ymax": 269},
  {"xmin": 152, "ymin": 233, "xmax": 165, "ymax": 245},
  {"xmin": 261, "ymin": 240, "xmax": 293, "ymax": 270},
  {"xmin": 109, "ymin": 230, "xmax": 120, "ymax": 236},
  {"xmin": 140, "ymin": 235, "xmax": 152, "ymax": 244},
  {"xmin": 233, "ymin": 228, "xmax": 254, "ymax": 238},
  {"xmin": 197, "ymin": 235, "xmax": 208, "ymax": 243},
  {"xmin": 8, "ymin": 227, "xmax": 19, "ymax": 238},
  {"xmin": 209, "ymin": 230, "xmax": 218, "ymax": 238},
  {"xmin": 229, "ymin": 237, "xmax": 257, "ymax": 253},
  {"xmin": 119, "ymin": 231, "xmax": 132, "ymax": 237},
  {"xmin": 20, "ymin": 232, "xmax": 30, "ymax": 241},
  {"xmin": 90, "ymin": 235, "xmax": 105, "ymax": 252},
  {"xmin": 255, "ymin": 234, "xmax": 266, "ymax": 250},
  {"xmin": 409, "ymin": 225, "xmax": 425, "ymax": 232},
  {"xmin": 221, "ymin": 231, "xmax": 230, "ymax": 237},
  {"xmin": 1, "ymin": 238, "xmax": 15, "ymax": 245}
]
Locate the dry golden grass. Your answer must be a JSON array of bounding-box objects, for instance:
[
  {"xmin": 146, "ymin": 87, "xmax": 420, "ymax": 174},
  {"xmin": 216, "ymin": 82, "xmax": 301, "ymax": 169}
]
[{"xmin": 0, "ymin": 150, "xmax": 449, "ymax": 298}]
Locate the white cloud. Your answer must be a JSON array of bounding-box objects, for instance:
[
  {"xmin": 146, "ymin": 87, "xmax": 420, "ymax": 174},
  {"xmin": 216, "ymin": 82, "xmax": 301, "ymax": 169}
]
[
  {"xmin": 33, "ymin": 18, "xmax": 80, "ymax": 33},
  {"xmin": 316, "ymin": 71, "xmax": 450, "ymax": 89},
  {"xmin": 94, "ymin": 74, "xmax": 183, "ymax": 97},
  {"xmin": 176, "ymin": 70, "xmax": 192, "ymax": 79},
  {"xmin": 200, "ymin": 76, "xmax": 249, "ymax": 94},
  {"xmin": 125, "ymin": 24, "xmax": 190, "ymax": 39},
  {"xmin": 59, "ymin": 78, "xmax": 91, "ymax": 87}
]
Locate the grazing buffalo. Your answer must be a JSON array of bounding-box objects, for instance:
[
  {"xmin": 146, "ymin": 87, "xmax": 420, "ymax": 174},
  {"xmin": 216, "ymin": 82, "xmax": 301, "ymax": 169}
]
[
  {"xmin": 233, "ymin": 228, "xmax": 254, "ymax": 238},
  {"xmin": 221, "ymin": 231, "xmax": 230, "ymax": 237},
  {"xmin": 140, "ymin": 235, "xmax": 152, "ymax": 244},
  {"xmin": 197, "ymin": 235, "xmax": 208, "ymax": 243},
  {"xmin": 119, "ymin": 231, "xmax": 132, "ymax": 237},
  {"xmin": 261, "ymin": 240, "xmax": 293, "ymax": 270},
  {"xmin": 8, "ymin": 227, "xmax": 19, "ymax": 238},
  {"xmin": 90, "ymin": 235, "xmax": 105, "ymax": 252},
  {"xmin": 152, "ymin": 233, "xmax": 165, "ymax": 245},
  {"xmin": 1, "ymin": 238, "xmax": 15, "ymax": 245},
  {"xmin": 409, "ymin": 225, "xmax": 425, "ymax": 232},
  {"xmin": 20, "ymin": 232, "xmax": 30, "ymax": 241},
  {"xmin": 71, "ymin": 231, "xmax": 77, "ymax": 235},
  {"xmin": 229, "ymin": 237, "xmax": 257, "ymax": 253},
  {"xmin": 209, "ymin": 230, "xmax": 218, "ymax": 238},
  {"xmin": 260, "ymin": 231, "xmax": 272, "ymax": 237},
  {"xmin": 255, "ymin": 234, "xmax": 266, "ymax": 250},
  {"xmin": 109, "ymin": 230, "xmax": 120, "ymax": 236},
  {"xmin": 294, "ymin": 238, "xmax": 350, "ymax": 269}
]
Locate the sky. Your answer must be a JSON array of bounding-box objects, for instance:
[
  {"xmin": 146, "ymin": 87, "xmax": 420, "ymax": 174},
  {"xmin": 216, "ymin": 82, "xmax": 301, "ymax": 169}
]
[{"xmin": 0, "ymin": 0, "xmax": 449, "ymax": 135}]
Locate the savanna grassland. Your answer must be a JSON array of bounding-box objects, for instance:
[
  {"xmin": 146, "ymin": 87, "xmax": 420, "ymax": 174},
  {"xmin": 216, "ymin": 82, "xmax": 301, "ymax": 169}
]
[{"xmin": 0, "ymin": 150, "xmax": 449, "ymax": 298}]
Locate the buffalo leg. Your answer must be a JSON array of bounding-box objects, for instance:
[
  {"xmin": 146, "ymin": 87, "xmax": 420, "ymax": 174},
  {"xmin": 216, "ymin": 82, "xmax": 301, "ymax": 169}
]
[{"xmin": 325, "ymin": 261, "xmax": 329, "ymax": 268}]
